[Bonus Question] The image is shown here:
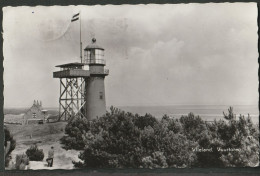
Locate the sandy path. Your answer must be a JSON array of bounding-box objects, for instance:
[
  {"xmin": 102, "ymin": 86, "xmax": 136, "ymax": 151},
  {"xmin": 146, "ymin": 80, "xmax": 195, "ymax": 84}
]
[
  {"xmin": 9, "ymin": 140, "xmax": 81, "ymax": 170},
  {"xmin": 6, "ymin": 123, "xmax": 82, "ymax": 170}
]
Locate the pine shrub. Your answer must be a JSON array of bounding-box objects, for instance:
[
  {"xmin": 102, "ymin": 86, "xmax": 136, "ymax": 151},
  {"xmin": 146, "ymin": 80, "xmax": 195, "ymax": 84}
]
[
  {"xmin": 62, "ymin": 106, "xmax": 259, "ymax": 168},
  {"xmin": 4, "ymin": 127, "xmax": 16, "ymax": 167},
  {"xmin": 15, "ymin": 154, "xmax": 29, "ymax": 170},
  {"xmin": 26, "ymin": 145, "xmax": 44, "ymax": 161}
]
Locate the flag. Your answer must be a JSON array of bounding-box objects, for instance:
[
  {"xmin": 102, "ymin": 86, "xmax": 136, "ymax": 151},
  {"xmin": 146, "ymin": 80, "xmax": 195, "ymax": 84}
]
[{"xmin": 71, "ymin": 13, "xmax": 80, "ymax": 22}]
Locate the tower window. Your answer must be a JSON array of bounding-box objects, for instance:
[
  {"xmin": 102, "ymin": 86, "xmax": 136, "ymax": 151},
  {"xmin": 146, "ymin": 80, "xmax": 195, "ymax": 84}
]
[
  {"xmin": 32, "ymin": 113, "xmax": 36, "ymax": 118},
  {"xmin": 99, "ymin": 92, "xmax": 103, "ymax": 100}
]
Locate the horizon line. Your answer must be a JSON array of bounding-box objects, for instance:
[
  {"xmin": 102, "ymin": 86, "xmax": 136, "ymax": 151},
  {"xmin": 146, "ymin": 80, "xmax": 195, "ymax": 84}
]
[{"xmin": 4, "ymin": 104, "xmax": 259, "ymax": 109}]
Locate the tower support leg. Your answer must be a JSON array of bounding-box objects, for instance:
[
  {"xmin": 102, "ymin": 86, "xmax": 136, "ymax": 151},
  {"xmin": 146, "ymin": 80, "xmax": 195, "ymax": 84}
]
[{"xmin": 58, "ymin": 77, "xmax": 86, "ymax": 121}]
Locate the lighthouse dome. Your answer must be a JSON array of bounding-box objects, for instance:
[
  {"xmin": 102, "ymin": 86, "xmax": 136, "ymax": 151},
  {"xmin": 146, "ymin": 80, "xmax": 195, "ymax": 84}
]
[{"xmin": 84, "ymin": 38, "xmax": 104, "ymax": 50}]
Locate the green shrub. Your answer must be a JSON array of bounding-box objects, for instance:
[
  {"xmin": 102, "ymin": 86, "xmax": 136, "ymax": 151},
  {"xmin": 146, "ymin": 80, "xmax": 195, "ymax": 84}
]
[
  {"xmin": 4, "ymin": 127, "xmax": 16, "ymax": 167},
  {"xmin": 217, "ymin": 107, "xmax": 259, "ymax": 167},
  {"xmin": 134, "ymin": 113, "xmax": 158, "ymax": 130},
  {"xmin": 26, "ymin": 145, "xmax": 44, "ymax": 161},
  {"xmin": 60, "ymin": 117, "xmax": 91, "ymax": 150},
  {"xmin": 141, "ymin": 151, "xmax": 168, "ymax": 168},
  {"xmin": 62, "ymin": 106, "xmax": 259, "ymax": 168},
  {"xmin": 15, "ymin": 154, "xmax": 29, "ymax": 170},
  {"xmin": 66, "ymin": 107, "xmax": 196, "ymax": 168}
]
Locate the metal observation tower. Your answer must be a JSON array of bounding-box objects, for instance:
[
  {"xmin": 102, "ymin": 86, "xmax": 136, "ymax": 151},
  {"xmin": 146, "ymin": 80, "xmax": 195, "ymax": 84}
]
[{"xmin": 53, "ymin": 38, "xmax": 109, "ymax": 121}]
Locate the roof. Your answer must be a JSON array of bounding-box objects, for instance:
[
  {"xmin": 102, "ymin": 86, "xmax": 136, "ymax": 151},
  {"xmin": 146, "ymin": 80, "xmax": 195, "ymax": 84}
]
[
  {"xmin": 84, "ymin": 38, "xmax": 104, "ymax": 50},
  {"xmin": 84, "ymin": 44, "xmax": 104, "ymax": 50},
  {"xmin": 55, "ymin": 62, "xmax": 84, "ymax": 68},
  {"xmin": 24, "ymin": 103, "xmax": 43, "ymax": 115}
]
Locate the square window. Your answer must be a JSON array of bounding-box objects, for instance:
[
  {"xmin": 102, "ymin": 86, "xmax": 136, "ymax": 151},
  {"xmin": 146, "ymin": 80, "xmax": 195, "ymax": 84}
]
[{"xmin": 99, "ymin": 92, "xmax": 103, "ymax": 100}]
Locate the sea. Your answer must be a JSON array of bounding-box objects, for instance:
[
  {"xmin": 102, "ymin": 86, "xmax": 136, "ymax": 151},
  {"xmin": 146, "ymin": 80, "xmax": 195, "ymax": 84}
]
[
  {"xmin": 5, "ymin": 105, "xmax": 259, "ymax": 124},
  {"xmin": 116, "ymin": 105, "xmax": 259, "ymax": 124}
]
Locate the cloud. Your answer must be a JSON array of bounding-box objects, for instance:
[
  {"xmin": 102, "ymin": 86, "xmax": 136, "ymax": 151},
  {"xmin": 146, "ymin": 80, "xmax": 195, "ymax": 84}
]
[{"xmin": 3, "ymin": 3, "xmax": 258, "ymax": 107}]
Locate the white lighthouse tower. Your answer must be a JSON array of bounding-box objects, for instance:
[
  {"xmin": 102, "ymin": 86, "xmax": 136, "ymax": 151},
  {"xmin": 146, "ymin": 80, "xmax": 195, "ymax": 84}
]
[{"xmin": 83, "ymin": 38, "xmax": 109, "ymax": 120}]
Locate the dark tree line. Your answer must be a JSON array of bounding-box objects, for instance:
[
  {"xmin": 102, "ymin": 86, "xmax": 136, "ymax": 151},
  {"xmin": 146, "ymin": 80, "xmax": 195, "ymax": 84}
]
[{"xmin": 60, "ymin": 106, "xmax": 259, "ymax": 168}]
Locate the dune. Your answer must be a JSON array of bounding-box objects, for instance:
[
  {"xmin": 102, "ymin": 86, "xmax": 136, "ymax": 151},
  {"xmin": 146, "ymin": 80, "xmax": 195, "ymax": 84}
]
[{"xmin": 5, "ymin": 122, "xmax": 81, "ymax": 170}]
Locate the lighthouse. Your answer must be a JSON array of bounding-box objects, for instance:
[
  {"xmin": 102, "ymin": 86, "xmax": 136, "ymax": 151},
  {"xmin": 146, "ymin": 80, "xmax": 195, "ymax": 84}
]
[
  {"xmin": 83, "ymin": 38, "xmax": 109, "ymax": 120},
  {"xmin": 53, "ymin": 38, "xmax": 109, "ymax": 121}
]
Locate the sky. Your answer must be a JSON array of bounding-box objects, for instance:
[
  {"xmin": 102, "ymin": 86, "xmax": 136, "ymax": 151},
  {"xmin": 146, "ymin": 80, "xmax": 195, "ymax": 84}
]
[{"xmin": 3, "ymin": 3, "xmax": 258, "ymax": 108}]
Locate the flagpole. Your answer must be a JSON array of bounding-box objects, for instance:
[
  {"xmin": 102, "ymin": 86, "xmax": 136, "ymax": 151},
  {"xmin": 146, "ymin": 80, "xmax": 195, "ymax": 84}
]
[{"xmin": 80, "ymin": 12, "xmax": 82, "ymax": 63}]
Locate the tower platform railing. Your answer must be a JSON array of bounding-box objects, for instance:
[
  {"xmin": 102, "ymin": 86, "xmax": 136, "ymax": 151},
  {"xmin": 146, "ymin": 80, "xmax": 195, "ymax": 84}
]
[
  {"xmin": 85, "ymin": 59, "xmax": 106, "ymax": 65},
  {"xmin": 53, "ymin": 69, "xmax": 90, "ymax": 78}
]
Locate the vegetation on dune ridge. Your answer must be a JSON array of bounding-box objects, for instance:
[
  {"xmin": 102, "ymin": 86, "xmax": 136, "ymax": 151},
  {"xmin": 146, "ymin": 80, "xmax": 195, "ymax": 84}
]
[
  {"xmin": 4, "ymin": 108, "xmax": 27, "ymax": 115},
  {"xmin": 4, "ymin": 127, "xmax": 16, "ymax": 167},
  {"xmin": 6, "ymin": 122, "xmax": 66, "ymax": 138},
  {"xmin": 61, "ymin": 106, "xmax": 259, "ymax": 168}
]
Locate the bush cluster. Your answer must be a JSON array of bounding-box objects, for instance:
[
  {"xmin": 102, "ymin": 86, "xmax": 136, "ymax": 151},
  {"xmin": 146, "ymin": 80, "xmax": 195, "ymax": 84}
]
[
  {"xmin": 15, "ymin": 154, "xmax": 29, "ymax": 170},
  {"xmin": 4, "ymin": 127, "xmax": 16, "ymax": 167},
  {"xmin": 61, "ymin": 106, "xmax": 259, "ymax": 168},
  {"xmin": 26, "ymin": 145, "xmax": 44, "ymax": 161}
]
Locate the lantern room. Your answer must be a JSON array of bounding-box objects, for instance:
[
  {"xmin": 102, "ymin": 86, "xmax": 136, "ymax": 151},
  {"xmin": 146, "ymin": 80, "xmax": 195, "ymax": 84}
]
[{"xmin": 84, "ymin": 38, "xmax": 105, "ymax": 65}]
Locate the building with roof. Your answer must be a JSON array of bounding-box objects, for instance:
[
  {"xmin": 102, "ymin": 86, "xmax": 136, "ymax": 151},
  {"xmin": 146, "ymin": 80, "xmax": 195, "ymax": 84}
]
[{"xmin": 23, "ymin": 100, "xmax": 48, "ymax": 125}]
